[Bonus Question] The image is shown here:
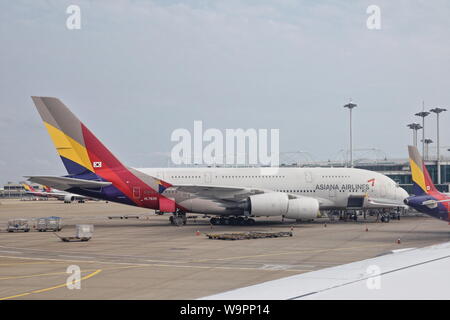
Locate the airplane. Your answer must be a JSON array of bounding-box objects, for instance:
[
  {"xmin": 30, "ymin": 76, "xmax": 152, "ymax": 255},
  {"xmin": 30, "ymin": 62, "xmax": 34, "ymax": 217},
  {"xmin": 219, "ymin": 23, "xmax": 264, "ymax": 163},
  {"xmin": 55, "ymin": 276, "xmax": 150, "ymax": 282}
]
[
  {"xmin": 22, "ymin": 183, "xmax": 90, "ymax": 203},
  {"xmin": 22, "ymin": 183, "xmax": 51, "ymax": 199},
  {"xmin": 403, "ymin": 145, "xmax": 450, "ymax": 221},
  {"xmin": 27, "ymin": 97, "xmax": 409, "ymax": 226}
]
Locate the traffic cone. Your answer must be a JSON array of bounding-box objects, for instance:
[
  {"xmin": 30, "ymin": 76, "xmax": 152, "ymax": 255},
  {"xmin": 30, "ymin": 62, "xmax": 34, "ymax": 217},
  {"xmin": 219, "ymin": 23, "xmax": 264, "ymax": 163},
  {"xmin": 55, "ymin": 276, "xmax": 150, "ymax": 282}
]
[
  {"xmin": 397, "ymin": 238, "xmax": 401, "ymax": 244},
  {"xmin": 196, "ymin": 230, "xmax": 201, "ymax": 236}
]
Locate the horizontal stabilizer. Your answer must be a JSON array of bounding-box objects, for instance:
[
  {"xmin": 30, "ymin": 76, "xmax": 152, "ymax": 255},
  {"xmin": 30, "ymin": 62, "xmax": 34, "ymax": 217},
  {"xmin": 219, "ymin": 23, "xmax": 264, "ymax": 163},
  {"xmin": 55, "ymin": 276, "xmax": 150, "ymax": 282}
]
[
  {"xmin": 421, "ymin": 198, "xmax": 450, "ymax": 209},
  {"xmin": 367, "ymin": 198, "xmax": 407, "ymax": 208},
  {"xmin": 25, "ymin": 176, "xmax": 111, "ymax": 191}
]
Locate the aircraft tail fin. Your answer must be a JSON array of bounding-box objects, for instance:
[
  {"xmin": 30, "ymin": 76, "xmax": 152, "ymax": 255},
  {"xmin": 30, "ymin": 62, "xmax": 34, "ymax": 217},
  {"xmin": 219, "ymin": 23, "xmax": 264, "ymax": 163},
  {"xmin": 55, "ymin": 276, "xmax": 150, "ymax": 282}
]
[
  {"xmin": 22, "ymin": 183, "xmax": 36, "ymax": 193},
  {"xmin": 31, "ymin": 97, "xmax": 124, "ymax": 177},
  {"xmin": 30, "ymin": 97, "xmax": 171, "ymax": 206},
  {"xmin": 408, "ymin": 145, "xmax": 438, "ymax": 196}
]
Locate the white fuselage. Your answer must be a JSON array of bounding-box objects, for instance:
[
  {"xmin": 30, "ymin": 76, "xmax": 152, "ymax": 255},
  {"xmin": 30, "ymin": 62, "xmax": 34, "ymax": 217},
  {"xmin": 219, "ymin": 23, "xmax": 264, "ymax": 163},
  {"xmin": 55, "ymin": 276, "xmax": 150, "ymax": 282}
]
[{"xmin": 137, "ymin": 167, "xmax": 408, "ymax": 215}]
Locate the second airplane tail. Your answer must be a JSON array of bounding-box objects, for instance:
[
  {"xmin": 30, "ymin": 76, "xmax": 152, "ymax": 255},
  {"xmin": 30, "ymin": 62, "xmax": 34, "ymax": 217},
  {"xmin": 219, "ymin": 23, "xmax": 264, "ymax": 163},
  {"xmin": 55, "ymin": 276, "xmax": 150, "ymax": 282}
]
[
  {"xmin": 408, "ymin": 145, "xmax": 439, "ymax": 196},
  {"xmin": 22, "ymin": 183, "xmax": 36, "ymax": 193}
]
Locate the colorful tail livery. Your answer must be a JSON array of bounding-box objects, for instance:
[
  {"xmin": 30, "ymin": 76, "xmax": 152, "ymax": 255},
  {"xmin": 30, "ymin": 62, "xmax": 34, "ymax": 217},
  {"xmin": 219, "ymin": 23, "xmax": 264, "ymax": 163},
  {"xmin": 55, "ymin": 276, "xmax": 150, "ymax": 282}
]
[
  {"xmin": 405, "ymin": 145, "xmax": 450, "ymax": 221},
  {"xmin": 22, "ymin": 183, "xmax": 50, "ymax": 198},
  {"xmin": 22, "ymin": 183, "xmax": 35, "ymax": 193},
  {"xmin": 30, "ymin": 97, "xmax": 173, "ymax": 210},
  {"xmin": 22, "ymin": 183, "xmax": 44, "ymax": 196}
]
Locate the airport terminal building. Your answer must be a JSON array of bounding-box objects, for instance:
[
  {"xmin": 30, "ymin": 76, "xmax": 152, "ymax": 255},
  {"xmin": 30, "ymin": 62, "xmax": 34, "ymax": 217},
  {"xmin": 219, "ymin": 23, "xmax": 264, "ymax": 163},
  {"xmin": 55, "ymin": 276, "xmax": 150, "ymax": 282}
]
[{"xmin": 355, "ymin": 160, "xmax": 450, "ymax": 194}]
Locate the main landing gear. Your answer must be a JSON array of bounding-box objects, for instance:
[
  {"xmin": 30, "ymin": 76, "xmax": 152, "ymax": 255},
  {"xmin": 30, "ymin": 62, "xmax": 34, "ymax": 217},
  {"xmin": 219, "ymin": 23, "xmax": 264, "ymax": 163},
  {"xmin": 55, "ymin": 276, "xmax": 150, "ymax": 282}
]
[
  {"xmin": 169, "ymin": 211, "xmax": 187, "ymax": 226},
  {"xmin": 210, "ymin": 216, "xmax": 255, "ymax": 226}
]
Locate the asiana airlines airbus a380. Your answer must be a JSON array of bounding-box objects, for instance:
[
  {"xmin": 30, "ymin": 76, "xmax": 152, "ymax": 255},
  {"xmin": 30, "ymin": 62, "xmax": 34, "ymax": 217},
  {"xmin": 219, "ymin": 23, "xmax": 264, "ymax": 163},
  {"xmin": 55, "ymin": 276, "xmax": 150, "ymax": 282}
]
[{"xmin": 27, "ymin": 97, "xmax": 408, "ymax": 226}]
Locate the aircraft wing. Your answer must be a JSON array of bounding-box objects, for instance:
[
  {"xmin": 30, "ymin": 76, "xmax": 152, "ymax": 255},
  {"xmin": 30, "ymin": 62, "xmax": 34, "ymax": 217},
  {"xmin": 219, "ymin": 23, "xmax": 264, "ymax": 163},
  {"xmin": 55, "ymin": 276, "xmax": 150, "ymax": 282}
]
[
  {"xmin": 172, "ymin": 184, "xmax": 334, "ymax": 207},
  {"xmin": 172, "ymin": 184, "xmax": 327, "ymax": 202},
  {"xmin": 171, "ymin": 184, "xmax": 265, "ymax": 202},
  {"xmin": 422, "ymin": 199, "xmax": 450, "ymax": 205},
  {"xmin": 201, "ymin": 242, "xmax": 450, "ymax": 300},
  {"xmin": 25, "ymin": 176, "xmax": 112, "ymax": 191}
]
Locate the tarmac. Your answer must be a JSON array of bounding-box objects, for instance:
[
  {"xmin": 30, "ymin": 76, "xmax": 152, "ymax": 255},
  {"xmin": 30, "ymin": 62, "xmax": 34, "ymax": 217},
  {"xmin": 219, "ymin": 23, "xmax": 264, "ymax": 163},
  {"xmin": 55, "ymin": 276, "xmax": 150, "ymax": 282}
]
[{"xmin": 0, "ymin": 199, "xmax": 449, "ymax": 300}]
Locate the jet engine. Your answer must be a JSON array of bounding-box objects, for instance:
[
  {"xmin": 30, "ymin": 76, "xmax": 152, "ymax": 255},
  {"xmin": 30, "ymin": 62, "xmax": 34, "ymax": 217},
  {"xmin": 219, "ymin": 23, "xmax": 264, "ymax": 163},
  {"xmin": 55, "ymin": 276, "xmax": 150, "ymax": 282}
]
[
  {"xmin": 247, "ymin": 193, "xmax": 289, "ymax": 216},
  {"xmin": 64, "ymin": 195, "xmax": 75, "ymax": 203},
  {"xmin": 283, "ymin": 198, "xmax": 319, "ymax": 220}
]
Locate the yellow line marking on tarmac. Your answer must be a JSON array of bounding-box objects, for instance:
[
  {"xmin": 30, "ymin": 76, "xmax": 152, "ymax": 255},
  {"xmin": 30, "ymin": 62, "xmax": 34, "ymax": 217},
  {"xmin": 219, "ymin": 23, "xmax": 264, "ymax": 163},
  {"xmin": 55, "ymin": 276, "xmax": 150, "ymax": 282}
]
[
  {"xmin": 0, "ymin": 264, "xmax": 151, "ymax": 283},
  {"xmin": 0, "ymin": 269, "xmax": 102, "ymax": 300}
]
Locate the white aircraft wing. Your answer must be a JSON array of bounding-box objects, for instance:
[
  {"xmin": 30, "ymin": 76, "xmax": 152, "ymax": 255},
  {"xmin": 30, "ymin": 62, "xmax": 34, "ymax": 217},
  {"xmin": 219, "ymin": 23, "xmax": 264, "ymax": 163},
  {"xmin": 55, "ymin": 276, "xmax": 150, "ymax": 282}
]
[
  {"xmin": 172, "ymin": 184, "xmax": 332, "ymax": 207},
  {"xmin": 201, "ymin": 242, "xmax": 450, "ymax": 300},
  {"xmin": 171, "ymin": 184, "xmax": 265, "ymax": 202}
]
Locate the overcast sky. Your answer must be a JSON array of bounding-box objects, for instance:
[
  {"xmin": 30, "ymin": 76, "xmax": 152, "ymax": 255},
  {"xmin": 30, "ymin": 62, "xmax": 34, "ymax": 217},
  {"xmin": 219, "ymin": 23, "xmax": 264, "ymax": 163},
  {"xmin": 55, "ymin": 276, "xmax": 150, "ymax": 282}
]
[{"xmin": 1, "ymin": 0, "xmax": 450, "ymax": 182}]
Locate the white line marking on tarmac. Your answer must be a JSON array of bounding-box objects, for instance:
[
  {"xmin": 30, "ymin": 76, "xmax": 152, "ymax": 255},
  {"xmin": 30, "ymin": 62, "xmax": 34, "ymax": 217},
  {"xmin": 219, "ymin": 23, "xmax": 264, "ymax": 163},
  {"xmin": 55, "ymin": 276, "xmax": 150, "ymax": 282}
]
[
  {"xmin": 260, "ymin": 264, "xmax": 294, "ymax": 271},
  {"xmin": 0, "ymin": 251, "xmax": 22, "ymax": 254},
  {"xmin": 144, "ymin": 259, "xmax": 188, "ymax": 264},
  {"xmin": 58, "ymin": 255, "xmax": 94, "ymax": 259}
]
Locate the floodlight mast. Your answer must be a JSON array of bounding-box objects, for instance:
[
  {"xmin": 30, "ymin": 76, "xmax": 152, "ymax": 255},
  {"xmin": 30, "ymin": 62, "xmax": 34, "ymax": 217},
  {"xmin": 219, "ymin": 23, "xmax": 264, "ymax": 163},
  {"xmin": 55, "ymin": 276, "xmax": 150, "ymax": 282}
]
[
  {"xmin": 430, "ymin": 107, "xmax": 447, "ymax": 184},
  {"xmin": 407, "ymin": 123, "xmax": 422, "ymax": 147},
  {"xmin": 415, "ymin": 107, "xmax": 430, "ymax": 159},
  {"xmin": 344, "ymin": 101, "xmax": 357, "ymax": 168}
]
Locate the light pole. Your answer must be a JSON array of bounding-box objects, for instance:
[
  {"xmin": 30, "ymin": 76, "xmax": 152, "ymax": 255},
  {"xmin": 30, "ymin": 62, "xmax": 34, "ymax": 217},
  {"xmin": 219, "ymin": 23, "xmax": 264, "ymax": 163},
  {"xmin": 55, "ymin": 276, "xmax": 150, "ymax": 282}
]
[
  {"xmin": 407, "ymin": 123, "xmax": 422, "ymax": 147},
  {"xmin": 344, "ymin": 101, "xmax": 357, "ymax": 168},
  {"xmin": 415, "ymin": 109, "xmax": 430, "ymax": 158},
  {"xmin": 430, "ymin": 107, "xmax": 447, "ymax": 184}
]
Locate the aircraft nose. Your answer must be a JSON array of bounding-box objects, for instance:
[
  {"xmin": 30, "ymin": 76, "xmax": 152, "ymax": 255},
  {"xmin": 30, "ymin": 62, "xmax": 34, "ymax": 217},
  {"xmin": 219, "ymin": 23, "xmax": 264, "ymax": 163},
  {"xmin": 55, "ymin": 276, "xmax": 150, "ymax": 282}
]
[{"xmin": 399, "ymin": 188, "xmax": 409, "ymax": 203}]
